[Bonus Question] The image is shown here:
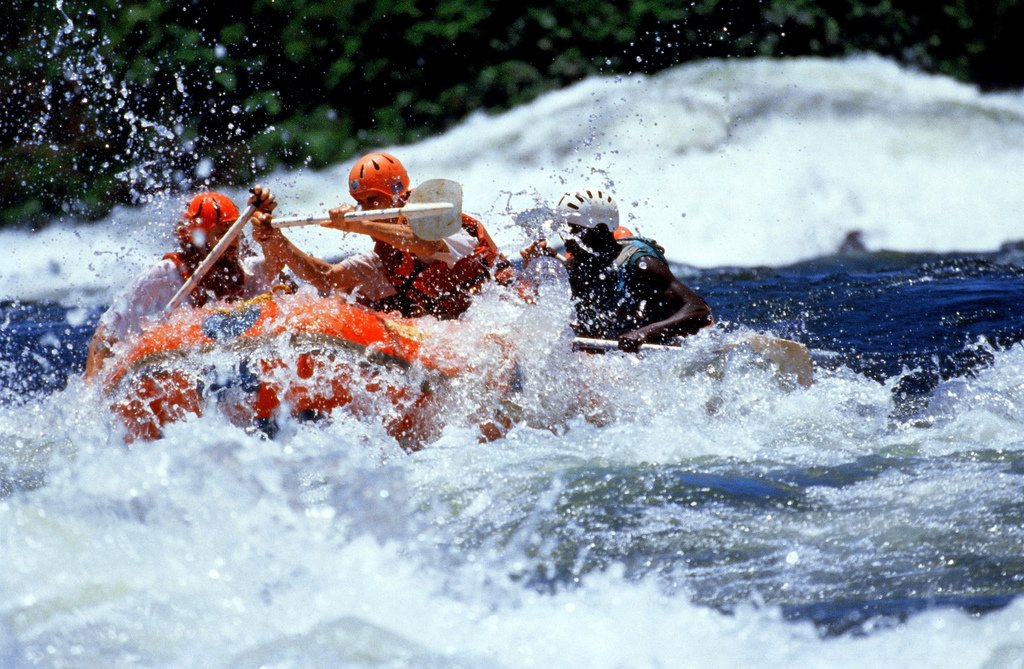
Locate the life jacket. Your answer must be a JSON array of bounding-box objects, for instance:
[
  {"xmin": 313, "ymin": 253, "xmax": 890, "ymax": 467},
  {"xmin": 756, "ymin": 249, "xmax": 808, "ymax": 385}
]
[
  {"xmin": 611, "ymin": 236, "xmax": 667, "ymax": 271},
  {"xmin": 568, "ymin": 236, "xmax": 673, "ymax": 338},
  {"xmin": 373, "ymin": 214, "xmax": 514, "ymax": 319}
]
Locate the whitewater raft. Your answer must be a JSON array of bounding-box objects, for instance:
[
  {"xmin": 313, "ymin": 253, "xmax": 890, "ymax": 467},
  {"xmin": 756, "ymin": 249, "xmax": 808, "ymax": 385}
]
[
  {"xmin": 93, "ymin": 288, "xmax": 814, "ymax": 445},
  {"xmin": 95, "ymin": 291, "xmax": 468, "ymax": 446}
]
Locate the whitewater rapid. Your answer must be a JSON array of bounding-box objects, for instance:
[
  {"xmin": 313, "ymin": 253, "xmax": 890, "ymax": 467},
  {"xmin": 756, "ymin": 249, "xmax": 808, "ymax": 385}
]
[
  {"xmin": 5, "ymin": 56, "xmax": 1024, "ymax": 668},
  {"xmin": 5, "ymin": 55, "xmax": 1024, "ymax": 305},
  {"xmin": 3, "ymin": 317, "xmax": 1024, "ymax": 668}
]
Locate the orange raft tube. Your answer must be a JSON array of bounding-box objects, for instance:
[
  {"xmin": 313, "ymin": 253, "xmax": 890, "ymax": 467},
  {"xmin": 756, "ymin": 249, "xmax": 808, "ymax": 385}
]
[{"xmin": 96, "ymin": 291, "xmax": 465, "ymax": 447}]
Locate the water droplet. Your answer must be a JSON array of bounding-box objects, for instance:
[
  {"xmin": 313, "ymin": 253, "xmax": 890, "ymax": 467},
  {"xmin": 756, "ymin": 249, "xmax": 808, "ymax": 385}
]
[{"xmin": 196, "ymin": 157, "xmax": 214, "ymax": 178}]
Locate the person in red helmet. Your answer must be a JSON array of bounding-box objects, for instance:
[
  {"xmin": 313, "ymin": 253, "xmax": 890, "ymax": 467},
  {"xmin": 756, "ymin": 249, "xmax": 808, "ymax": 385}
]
[
  {"xmin": 84, "ymin": 188, "xmax": 284, "ymax": 379},
  {"xmin": 252, "ymin": 151, "xmax": 515, "ymax": 319}
]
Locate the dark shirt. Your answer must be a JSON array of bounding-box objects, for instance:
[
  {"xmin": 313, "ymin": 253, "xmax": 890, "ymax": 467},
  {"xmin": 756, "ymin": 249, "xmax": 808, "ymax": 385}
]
[{"xmin": 566, "ymin": 238, "xmax": 679, "ymax": 339}]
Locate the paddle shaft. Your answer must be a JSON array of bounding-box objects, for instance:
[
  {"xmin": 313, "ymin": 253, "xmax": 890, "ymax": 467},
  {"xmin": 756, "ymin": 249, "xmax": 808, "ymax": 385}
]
[
  {"xmin": 572, "ymin": 337, "xmax": 677, "ymax": 352},
  {"xmin": 272, "ymin": 202, "xmax": 455, "ymax": 229},
  {"xmin": 164, "ymin": 203, "xmax": 258, "ymax": 313}
]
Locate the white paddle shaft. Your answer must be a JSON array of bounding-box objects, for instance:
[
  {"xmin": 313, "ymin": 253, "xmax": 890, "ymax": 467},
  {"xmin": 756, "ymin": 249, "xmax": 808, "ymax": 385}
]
[
  {"xmin": 572, "ymin": 337, "xmax": 677, "ymax": 352},
  {"xmin": 272, "ymin": 202, "xmax": 455, "ymax": 229}
]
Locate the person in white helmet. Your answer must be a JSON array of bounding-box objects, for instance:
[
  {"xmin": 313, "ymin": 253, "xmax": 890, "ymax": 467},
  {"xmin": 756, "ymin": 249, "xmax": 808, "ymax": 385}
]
[{"xmin": 521, "ymin": 188, "xmax": 712, "ymax": 351}]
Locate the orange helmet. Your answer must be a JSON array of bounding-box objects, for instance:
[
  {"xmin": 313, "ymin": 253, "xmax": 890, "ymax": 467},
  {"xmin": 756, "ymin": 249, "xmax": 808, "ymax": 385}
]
[
  {"xmin": 347, "ymin": 152, "xmax": 410, "ymax": 203},
  {"xmin": 176, "ymin": 192, "xmax": 240, "ymax": 247}
]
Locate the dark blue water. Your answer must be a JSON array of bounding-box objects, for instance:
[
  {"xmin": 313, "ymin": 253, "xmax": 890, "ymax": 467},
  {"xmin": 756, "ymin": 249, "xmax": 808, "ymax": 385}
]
[
  {"xmin": 506, "ymin": 450, "xmax": 1024, "ymax": 637},
  {"xmin": 0, "ymin": 301, "xmax": 101, "ymax": 401},
  {"xmin": 699, "ymin": 251, "xmax": 1024, "ymax": 420}
]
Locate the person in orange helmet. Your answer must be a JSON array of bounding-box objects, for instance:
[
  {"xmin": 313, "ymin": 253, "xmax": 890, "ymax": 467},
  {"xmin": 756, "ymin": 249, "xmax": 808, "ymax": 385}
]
[
  {"xmin": 521, "ymin": 188, "xmax": 712, "ymax": 351},
  {"xmin": 84, "ymin": 188, "xmax": 284, "ymax": 379},
  {"xmin": 252, "ymin": 151, "xmax": 515, "ymax": 319}
]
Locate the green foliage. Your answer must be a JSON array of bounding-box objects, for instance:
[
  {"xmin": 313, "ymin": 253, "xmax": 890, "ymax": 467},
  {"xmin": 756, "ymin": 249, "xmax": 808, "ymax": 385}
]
[{"xmin": 2, "ymin": 0, "xmax": 1023, "ymax": 227}]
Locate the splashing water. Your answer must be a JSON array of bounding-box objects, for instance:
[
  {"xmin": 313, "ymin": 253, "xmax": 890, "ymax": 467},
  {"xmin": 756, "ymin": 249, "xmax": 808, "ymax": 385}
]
[{"xmin": 3, "ymin": 54, "xmax": 1024, "ymax": 668}]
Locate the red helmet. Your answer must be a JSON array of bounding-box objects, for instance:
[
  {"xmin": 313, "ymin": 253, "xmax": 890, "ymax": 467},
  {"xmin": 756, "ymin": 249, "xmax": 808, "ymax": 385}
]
[
  {"xmin": 176, "ymin": 192, "xmax": 240, "ymax": 247},
  {"xmin": 348, "ymin": 152, "xmax": 410, "ymax": 204}
]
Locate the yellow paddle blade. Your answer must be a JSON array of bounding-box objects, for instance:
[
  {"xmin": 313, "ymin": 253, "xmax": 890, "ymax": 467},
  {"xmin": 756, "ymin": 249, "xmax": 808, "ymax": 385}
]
[{"xmin": 724, "ymin": 335, "xmax": 815, "ymax": 388}]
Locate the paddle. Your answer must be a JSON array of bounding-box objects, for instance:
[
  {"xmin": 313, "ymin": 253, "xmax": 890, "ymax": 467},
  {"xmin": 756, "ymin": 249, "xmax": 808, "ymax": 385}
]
[
  {"xmin": 726, "ymin": 334, "xmax": 815, "ymax": 388},
  {"xmin": 164, "ymin": 201, "xmax": 258, "ymax": 313},
  {"xmin": 272, "ymin": 202, "xmax": 455, "ymax": 229},
  {"xmin": 572, "ymin": 334, "xmax": 815, "ymax": 387},
  {"xmin": 573, "ymin": 337, "xmax": 677, "ymax": 352},
  {"xmin": 269, "ymin": 178, "xmax": 464, "ymax": 241}
]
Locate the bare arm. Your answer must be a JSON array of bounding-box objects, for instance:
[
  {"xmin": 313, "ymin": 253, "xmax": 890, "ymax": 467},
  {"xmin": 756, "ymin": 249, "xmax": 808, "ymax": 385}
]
[
  {"xmin": 251, "ymin": 214, "xmax": 362, "ymax": 294},
  {"xmin": 323, "ymin": 207, "xmax": 447, "ymax": 259},
  {"xmin": 520, "ymin": 239, "xmax": 567, "ymax": 268},
  {"xmin": 246, "ymin": 187, "xmax": 289, "ymax": 283},
  {"xmin": 618, "ymin": 258, "xmax": 713, "ymax": 351},
  {"xmin": 249, "ymin": 211, "xmax": 288, "ymax": 281}
]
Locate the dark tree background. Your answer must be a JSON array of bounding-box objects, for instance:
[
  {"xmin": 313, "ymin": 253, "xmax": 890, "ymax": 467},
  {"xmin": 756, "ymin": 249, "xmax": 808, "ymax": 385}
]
[{"xmin": 2, "ymin": 0, "xmax": 1022, "ymax": 227}]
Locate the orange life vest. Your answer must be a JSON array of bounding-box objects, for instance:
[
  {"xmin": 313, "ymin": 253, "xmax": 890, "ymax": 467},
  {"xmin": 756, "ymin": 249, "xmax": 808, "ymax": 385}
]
[{"xmin": 373, "ymin": 214, "xmax": 514, "ymax": 319}]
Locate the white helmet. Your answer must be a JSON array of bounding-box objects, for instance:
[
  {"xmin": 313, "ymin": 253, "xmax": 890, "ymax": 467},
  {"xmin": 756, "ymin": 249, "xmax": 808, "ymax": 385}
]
[{"xmin": 556, "ymin": 189, "xmax": 619, "ymax": 232}]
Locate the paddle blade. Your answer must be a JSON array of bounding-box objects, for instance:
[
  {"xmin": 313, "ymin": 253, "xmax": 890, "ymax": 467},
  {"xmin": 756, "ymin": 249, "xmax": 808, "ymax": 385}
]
[
  {"xmin": 743, "ymin": 335, "xmax": 815, "ymax": 387},
  {"xmin": 407, "ymin": 179, "xmax": 463, "ymax": 240},
  {"xmin": 573, "ymin": 334, "xmax": 815, "ymax": 387}
]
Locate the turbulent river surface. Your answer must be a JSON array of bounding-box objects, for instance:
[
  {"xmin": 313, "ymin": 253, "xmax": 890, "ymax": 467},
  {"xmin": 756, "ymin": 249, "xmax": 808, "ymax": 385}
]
[{"xmin": 3, "ymin": 56, "xmax": 1024, "ymax": 668}]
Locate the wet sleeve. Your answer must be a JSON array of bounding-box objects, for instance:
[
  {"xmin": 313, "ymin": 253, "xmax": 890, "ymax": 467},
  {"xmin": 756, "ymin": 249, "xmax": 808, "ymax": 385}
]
[
  {"xmin": 429, "ymin": 230, "xmax": 476, "ymax": 267},
  {"xmin": 99, "ymin": 260, "xmax": 183, "ymax": 340},
  {"xmin": 335, "ymin": 251, "xmax": 398, "ymax": 301}
]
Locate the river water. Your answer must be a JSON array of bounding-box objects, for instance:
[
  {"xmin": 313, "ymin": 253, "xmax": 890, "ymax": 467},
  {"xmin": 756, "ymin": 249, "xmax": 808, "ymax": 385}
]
[{"xmin": 3, "ymin": 56, "xmax": 1024, "ymax": 668}]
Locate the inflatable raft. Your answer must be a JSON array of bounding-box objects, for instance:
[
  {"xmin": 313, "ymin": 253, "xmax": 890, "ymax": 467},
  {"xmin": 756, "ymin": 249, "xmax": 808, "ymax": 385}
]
[
  {"xmin": 93, "ymin": 289, "xmax": 813, "ymax": 446},
  {"xmin": 96, "ymin": 291, "xmax": 464, "ymax": 447}
]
